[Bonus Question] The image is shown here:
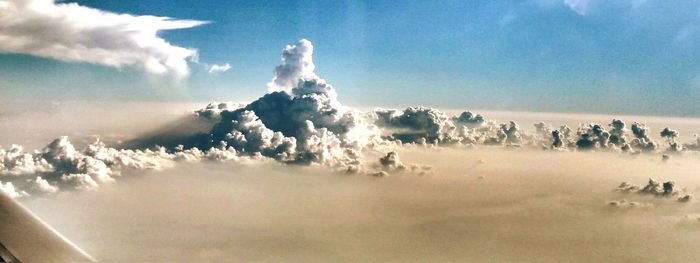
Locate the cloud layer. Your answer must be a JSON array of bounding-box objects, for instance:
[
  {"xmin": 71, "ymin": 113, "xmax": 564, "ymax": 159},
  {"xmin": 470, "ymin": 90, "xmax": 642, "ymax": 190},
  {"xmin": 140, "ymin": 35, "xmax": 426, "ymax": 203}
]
[
  {"xmin": 0, "ymin": 0, "xmax": 205, "ymax": 78},
  {"xmin": 4, "ymin": 38, "xmax": 700, "ymax": 198},
  {"xmin": 0, "ymin": 136, "xmax": 239, "ymax": 196}
]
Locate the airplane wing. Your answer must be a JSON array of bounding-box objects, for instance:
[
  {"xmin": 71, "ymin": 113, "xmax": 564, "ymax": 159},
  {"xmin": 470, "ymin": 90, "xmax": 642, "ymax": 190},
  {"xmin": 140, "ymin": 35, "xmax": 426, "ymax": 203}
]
[{"xmin": 0, "ymin": 192, "xmax": 96, "ymax": 263}]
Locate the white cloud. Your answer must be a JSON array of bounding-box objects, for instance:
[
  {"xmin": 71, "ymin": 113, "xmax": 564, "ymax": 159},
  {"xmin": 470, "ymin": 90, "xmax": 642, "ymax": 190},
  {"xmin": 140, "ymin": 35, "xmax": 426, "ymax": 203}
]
[
  {"xmin": 200, "ymin": 39, "xmax": 380, "ymax": 168},
  {"xmin": 208, "ymin": 63, "xmax": 231, "ymax": 74},
  {"xmin": 267, "ymin": 39, "xmax": 317, "ymax": 93},
  {"xmin": 32, "ymin": 176, "xmax": 58, "ymax": 194},
  {"xmin": 6, "ymin": 38, "xmax": 700, "ymax": 199},
  {"xmin": 0, "ymin": 181, "xmax": 23, "ymax": 198},
  {"xmin": 0, "ymin": 0, "xmax": 207, "ymax": 79}
]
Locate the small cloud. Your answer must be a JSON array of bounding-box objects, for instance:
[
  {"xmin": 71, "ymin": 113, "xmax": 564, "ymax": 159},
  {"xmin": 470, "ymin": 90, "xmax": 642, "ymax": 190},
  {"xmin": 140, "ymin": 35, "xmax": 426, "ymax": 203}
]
[
  {"xmin": 208, "ymin": 63, "xmax": 232, "ymax": 74},
  {"xmin": 499, "ymin": 12, "xmax": 517, "ymax": 27},
  {"xmin": 564, "ymin": 0, "xmax": 593, "ymax": 15}
]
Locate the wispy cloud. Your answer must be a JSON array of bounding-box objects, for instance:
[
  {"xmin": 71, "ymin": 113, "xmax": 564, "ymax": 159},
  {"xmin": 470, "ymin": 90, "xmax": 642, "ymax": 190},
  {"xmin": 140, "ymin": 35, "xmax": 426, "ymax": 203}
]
[
  {"xmin": 0, "ymin": 0, "xmax": 207, "ymax": 79},
  {"xmin": 564, "ymin": 0, "xmax": 593, "ymax": 15},
  {"xmin": 208, "ymin": 63, "xmax": 232, "ymax": 74}
]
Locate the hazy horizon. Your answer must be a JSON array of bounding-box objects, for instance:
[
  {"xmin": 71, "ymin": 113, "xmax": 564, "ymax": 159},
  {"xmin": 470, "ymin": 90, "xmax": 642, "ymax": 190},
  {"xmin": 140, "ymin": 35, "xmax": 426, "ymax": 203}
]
[{"xmin": 3, "ymin": 1, "xmax": 700, "ymax": 262}]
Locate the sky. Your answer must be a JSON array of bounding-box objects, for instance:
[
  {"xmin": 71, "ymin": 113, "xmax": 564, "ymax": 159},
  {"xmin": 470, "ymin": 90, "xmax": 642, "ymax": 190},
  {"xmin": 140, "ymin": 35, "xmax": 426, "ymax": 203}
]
[{"xmin": 1, "ymin": 0, "xmax": 700, "ymax": 116}]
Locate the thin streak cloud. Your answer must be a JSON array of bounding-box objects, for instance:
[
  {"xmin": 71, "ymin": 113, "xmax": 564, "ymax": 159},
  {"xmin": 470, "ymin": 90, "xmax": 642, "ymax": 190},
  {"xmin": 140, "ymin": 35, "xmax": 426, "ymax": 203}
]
[{"xmin": 208, "ymin": 63, "xmax": 231, "ymax": 74}]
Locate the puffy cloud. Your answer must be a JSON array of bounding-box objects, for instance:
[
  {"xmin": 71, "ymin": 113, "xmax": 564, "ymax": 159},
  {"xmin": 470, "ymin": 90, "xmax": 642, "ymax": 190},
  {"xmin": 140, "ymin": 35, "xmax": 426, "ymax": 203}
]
[
  {"xmin": 608, "ymin": 119, "xmax": 628, "ymax": 146},
  {"xmin": 379, "ymin": 151, "xmax": 406, "ymax": 170},
  {"xmin": 208, "ymin": 63, "xmax": 231, "ymax": 74},
  {"xmin": 0, "ymin": 181, "xmax": 25, "ymax": 198},
  {"xmin": 267, "ymin": 39, "xmax": 317, "ymax": 93},
  {"xmin": 660, "ymin": 127, "xmax": 679, "ymax": 140},
  {"xmin": 212, "ymin": 110, "xmax": 297, "ymax": 161},
  {"xmin": 194, "ymin": 102, "xmax": 244, "ymax": 121},
  {"xmin": 551, "ymin": 130, "xmax": 564, "ymax": 148},
  {"xmin": 639, "ymin": 178, "xmax": 663, "ymax": 195},
  {"xmin": 574, "ymin": 123, "xmax": 609, "ymax": 150},
  {"xmin": 660, "ymin": 127, "xmax": 682, "ymax": 152},
  {"xmin": 557, "ymin": 120, "xmax": 662, "ymax": 152},
  {"xmin": 0, "ymin": 135, "xmax": 250, "ymax": 197},
  {"xmin": 84, "ymin": 140, "xmax": 175, "ymax": 171},
  {"xmin": 43, "ymin": 136, "xmax": 78, "ymax": 162},
  {"xmin": 0, "ymin": 136, "xmax": 213, "ymax": 196},
  {"xmin": 61, "ymin": 173, "xmax": 99, "ymax": 191},
  {"xmin": 371, "ymin": 107, "xmax": 531, "ymax": 147},
  {"xmin": 0, "ymin": 144, "xmax": 52, "ymax": 175},
  {"xmin": 616, "ymin": 178, "xmax": 691, "ymax": 203},
  {"xmin": 485, "ymin": 121, "xmax": 523, "ymax": 145},
  {"xmin": 454, "ymin": 111, "xmax": 485, "ymax": 126},
  {"xmin": 0, "ymin": 0, "xmax": 206, "ymax": 78},
  {"xmin": 200, "ymin": 147, "xmax": 239, "ymax": 162},
  {"xmin": 200, "ymin": 39, "xmax": 379, "ymax": 167},
  {"xmin": 32, "ymin": 176, "xmax": 58, "ymax": 194},
  {"xmin": 626, "ymin": 122, "xmax": 657, "ymax": 151},
  {"xmin": 372, "ymin": 107, "xmax": 458, "ymax": 144},
  {"xmin": 550, "ymin": 125, "xmax": 575, "ymax": 149}
]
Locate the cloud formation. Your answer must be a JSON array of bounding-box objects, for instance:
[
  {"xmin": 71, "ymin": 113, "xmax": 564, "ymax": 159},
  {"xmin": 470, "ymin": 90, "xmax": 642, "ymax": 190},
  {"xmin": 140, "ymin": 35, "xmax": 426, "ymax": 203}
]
[
  {"xmin": 199, "ymin": 39, "xmax": 380, "ymax": 169},
  {"xmin": 379, "ymin": 151, "xmax": 406, "ymax": 170},
  {"xmin": 7, "ymin": 38, "xmax": 700, "ymax": 199},
  {"xmin": 616, "ymin": 179, "xmax": 693, "ymax": 203},
  {"xmin": 372, "ymin": 107, "xmax": 458, "ymax": 144},
  {"xmin": 1, "ymin": 39, "xmax": 385, "ymax": 197},
  {"xmin": 208, "ymin": 63, "xmax": 232, "ymax": 74},
  {"xmin": 194, "ymin": 102, "xmax": 244, "ymax": 121},
  {"xmin": 267, "ymin": 39, "xmax": 317, "ymax": 93},
  {"xmin": 371, "ymin": 108, "xmax": 529, "ymax": 147},
  {"xmin": 0, "ymin": 136, "xmax": 241, "ymax": 196},
  {"xmin": 454, "ymin": 111, "xmax": 485, "ymax": 126},
  {"xmin": 546, "ymin": 119, "xmax": 667, "ymax": 153},
  {"xmin": 0, "ymin": 0, "xmax": 206, "ymax": 78}
]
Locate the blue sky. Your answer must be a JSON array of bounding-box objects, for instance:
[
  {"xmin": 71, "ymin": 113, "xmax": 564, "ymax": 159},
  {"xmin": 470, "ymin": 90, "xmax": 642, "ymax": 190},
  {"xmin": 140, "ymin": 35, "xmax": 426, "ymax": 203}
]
[{"xmin": 2, "ymin": 0, "xmax": 700, "ymax": 116}]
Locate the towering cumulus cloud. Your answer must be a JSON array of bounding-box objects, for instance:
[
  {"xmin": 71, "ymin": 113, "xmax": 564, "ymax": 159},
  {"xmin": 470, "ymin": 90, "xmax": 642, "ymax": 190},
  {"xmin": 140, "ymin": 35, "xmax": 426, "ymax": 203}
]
[
  {"xmin": 204, "ymin": 39, "xmax": 379, "ymax": 167},
  {"xmin": 267, "ymin": 39, "xmax": 317, "ymax": 92},
  {"xmin": 0, "ymin": 0, "xmax": 205, "ymax": 78}
]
